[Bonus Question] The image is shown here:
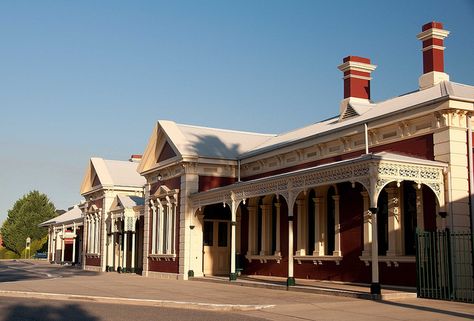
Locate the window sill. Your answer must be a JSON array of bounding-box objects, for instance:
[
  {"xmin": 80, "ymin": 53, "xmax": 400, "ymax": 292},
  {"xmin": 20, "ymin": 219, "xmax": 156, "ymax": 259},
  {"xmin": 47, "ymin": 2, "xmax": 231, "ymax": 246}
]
[
  {"xmin": 149, "ymin": 254, "xmax": 176, "ymax": 261},
  {"xmin": 294, "ymin": 255, "xmax": 343, "ymax": 265},
  {"xmin": 359, "ymin": 255, "xmax": 415, "ymax": 267},
  {"xmin": 245, "ymin": 254, "xmax": 282, "ymax": 264}
]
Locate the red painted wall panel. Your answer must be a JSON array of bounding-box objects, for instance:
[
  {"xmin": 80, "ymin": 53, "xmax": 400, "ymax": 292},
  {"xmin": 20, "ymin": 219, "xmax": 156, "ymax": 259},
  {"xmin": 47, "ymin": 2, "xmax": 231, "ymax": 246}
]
[
  {"xmin": 86, "ymin": 256, "xmax": 100, "ymax": 266},
  {"xmin": 244, "ymin": 134, "xmax": 434, "ymax": 181},
  {"xmin": 199, "ymin": 176, "xmax": 237, "ymax": 192}
]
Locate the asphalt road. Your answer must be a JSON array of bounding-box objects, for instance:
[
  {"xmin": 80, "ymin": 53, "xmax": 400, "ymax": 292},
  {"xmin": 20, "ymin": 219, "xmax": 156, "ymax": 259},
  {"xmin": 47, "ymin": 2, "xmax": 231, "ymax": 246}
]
[
  {"xmin": 0, "ymin": 296, "xmax": 265, "ymax": 321},
  {"xmin": 0, "ymin": 260, "xmax": 97, "ymax": 282}
]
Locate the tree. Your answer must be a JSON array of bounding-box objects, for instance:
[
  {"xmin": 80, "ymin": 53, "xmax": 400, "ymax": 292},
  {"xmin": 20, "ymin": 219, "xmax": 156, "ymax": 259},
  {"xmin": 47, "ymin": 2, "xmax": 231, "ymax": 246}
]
[{"xmin": 0, "ymin": 191, "xmax": 56, "ymax": 255}]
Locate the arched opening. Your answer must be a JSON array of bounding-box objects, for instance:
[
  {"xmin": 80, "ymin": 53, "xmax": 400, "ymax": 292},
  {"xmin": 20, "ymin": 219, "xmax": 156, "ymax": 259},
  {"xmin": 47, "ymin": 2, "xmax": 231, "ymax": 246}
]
[{"xmin": 375, "ymin": 180, "xmax": 439, "ymax": 258}]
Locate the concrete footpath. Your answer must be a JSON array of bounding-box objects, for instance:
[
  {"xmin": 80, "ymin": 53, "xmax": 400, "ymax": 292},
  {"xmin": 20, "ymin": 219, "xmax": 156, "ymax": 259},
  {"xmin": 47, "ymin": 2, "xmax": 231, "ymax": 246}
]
[{"xmin": 0, "ymin": 260, "xmax": 473, "ymax": 320}]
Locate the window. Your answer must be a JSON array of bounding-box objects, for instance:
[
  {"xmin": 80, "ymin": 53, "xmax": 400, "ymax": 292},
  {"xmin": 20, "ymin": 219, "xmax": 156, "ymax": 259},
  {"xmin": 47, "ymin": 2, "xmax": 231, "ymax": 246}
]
[
  {"xmin": 246, "ymin": 196, "xmax": 281, "ymax": 259},
  {"xmin": 149, "ymin": 188, "xmax": 178, "ymax": 257},
  {"xmin": 203, "ymin": 221, "xmax": 213, "ymax": 246},
  {"xmin": 86, "ymin": 212, "xmax": 100, "ymax": 255},
  {"xmin": 218, "ymin": 222, "xmax": 228, "ymax": 247},
  {"xmin": 295, "ymin": 186, "xmax": 341, "ymax": 260}
]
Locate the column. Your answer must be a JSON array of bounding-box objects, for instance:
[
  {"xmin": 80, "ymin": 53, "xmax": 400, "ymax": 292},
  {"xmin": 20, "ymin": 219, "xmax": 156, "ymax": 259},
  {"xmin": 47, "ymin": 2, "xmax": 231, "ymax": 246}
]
[
  {"xmin": 53, "ymin": 228, "xmax": 58, "ymax": 261},
  {"xmin": 87, "ymin": 217, "xmax": 91, "ymax": 253},
  {"xmin": 386, "ymin": 187, "xmax": 401, "ymax": 257},
  {"xmin": 118, "ymin": 233, "xmax": 123, "ymax": 269},
  {"xmin": 274, "ymin": 202, "xmax": 281, "ymax": 256},
  {"xmin": 247, "ymin": 206, "xmax": 257, "ymax": 255},
  {"xmin": 47, "ymin": 228, "xmax": 51, "ymax": 262},
  {"xmin": 151, "ymin": 200, "xmax": 157, "ymax": 254},
  {"xmin": 131, "ymin": 231, "xmax": 136, "ymax": 273},
  {"xmin": 313, "ymin": 197, "xmax": 323, "ymax": 256},
  {"xmin": 111, "ymin": 232, "xmax": 115, "ymax": 270},
  {"xmin": 287, "ymin": 210, "xmax": 295, "ymax": 286},
  {"xmin": 142, "ymin": 183, "xmax": 151, "ymax": 277},
  {"xmin": 295, "ymin": 200, "xmax": 306, "ymax": 256},
  {"xmin": 123, "ymin": 232, "xmax": 128, "ymax": 272},
  {"xmin": 333, "ymin": 195, "xmax": 341, "ymax": 256},
  {"xmin": 72, "ymin": 223, "xmax": 76, "ymax": 264},
  {"xmin": 229, "ymin": 199, "xmax": 237, "ymax": 281},
  {"xmin": 370, "ymin": 206, "xmax": 381, "ymax": 295},
  {"xmin": 61, "ymin": 228, "xmax": 65, "ymax": 263},
  {"xmin": 361, "ymin": 191, "xmax": 371, "ymax": 257}
]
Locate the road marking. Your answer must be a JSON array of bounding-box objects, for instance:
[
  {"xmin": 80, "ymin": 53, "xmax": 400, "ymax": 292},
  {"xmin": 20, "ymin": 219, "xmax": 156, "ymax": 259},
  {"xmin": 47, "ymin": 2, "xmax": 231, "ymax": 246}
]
[{"xmin": 0, "ymin": 290, "xmax": 275, "ymax": 311}]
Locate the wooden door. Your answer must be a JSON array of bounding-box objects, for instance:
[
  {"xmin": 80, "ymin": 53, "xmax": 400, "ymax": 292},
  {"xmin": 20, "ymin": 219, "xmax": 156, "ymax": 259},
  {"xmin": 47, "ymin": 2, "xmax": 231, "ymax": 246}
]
[{"xmin": 203, "ymin": 220, "xmax": 230, "ymax": 275}]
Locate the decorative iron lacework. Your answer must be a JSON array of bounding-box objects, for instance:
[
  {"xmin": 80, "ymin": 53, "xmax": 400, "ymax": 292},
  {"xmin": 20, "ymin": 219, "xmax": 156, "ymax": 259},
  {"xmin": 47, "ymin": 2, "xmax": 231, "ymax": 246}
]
[
  {"xmin": 191, "ymin": 157, "xmax": 446, "ymax": 208},
  {"xmin": 125, "ymin": 216, "xmax": 136, "ymax": 232}
]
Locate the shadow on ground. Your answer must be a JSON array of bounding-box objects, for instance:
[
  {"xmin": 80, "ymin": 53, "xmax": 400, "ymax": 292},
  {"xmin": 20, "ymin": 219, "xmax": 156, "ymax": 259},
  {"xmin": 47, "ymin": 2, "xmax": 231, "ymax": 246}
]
[
  {"xmin": 1, "ymin": 302, "xmax": 98, "ymax": 321},
  {"xmin": 377, "ymin": 300, "xmax": 474, "ymax": 320}
]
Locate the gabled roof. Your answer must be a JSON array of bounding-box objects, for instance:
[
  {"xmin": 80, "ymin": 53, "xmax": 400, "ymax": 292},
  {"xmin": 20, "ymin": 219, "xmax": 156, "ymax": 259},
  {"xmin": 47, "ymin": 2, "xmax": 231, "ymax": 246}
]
[
  {"xmin": 138, "ymin": 120, "xmax": 275, "ymax": 174},
  {"xmin": 39, "ymin": 205, "xmax": 82, "ymax": 227},
  {"xmin": 80, "ymin": 158, "xmax": 146, "ymax": 195},
  {"xmin": 110, "ymin": 195, "xmax": 144, "ymax": 212}
]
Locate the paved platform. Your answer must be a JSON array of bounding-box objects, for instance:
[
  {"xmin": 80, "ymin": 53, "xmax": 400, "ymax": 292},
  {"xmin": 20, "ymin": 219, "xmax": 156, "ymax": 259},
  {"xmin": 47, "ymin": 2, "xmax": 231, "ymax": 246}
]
[
  {"xmin": 0, "ymin": 260, "xmax": 473, "ymax": 320},
  {"xmin": 193, "ymin": 275, "xmax": 417, "ymax": 300}
]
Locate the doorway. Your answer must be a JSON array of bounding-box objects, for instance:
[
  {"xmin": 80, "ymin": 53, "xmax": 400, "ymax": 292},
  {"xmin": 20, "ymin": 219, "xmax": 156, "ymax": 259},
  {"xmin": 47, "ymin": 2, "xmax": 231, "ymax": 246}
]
[{"xmin": 202, "ymin": 204, "xmax": 231, "ymax": 276}]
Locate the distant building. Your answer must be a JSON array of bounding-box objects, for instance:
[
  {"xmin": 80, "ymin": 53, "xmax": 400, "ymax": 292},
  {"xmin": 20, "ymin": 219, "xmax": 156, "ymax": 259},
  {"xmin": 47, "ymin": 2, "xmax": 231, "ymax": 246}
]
[{"xmin": 40, "ymin": 205, "xmax": 83, "ymax": 264}]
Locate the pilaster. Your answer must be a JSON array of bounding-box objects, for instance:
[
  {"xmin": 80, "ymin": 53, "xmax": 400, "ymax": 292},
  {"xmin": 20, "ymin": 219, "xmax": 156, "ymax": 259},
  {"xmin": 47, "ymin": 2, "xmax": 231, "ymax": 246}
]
[
  {"xmin": 180, "ymin": 164, "xmax": 199, "ymax": 280},
  {"xmin": 434, "ymin": 111, "xmax": 470, "ymax": 230}
]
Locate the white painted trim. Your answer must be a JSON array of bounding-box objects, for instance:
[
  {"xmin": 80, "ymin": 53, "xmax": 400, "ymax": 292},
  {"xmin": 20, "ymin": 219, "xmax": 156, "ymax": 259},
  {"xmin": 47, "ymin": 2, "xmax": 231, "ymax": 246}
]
[{"xmin": 416, "ymin": 28, "xmax": 450, "ymax": 41}]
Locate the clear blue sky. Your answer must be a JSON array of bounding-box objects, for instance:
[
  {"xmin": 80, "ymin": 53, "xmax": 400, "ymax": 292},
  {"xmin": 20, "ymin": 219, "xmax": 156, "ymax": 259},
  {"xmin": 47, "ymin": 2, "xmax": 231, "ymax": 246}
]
[{"xmin": 0, "ymin": 0, "xmax": 473, "ymax": 223}]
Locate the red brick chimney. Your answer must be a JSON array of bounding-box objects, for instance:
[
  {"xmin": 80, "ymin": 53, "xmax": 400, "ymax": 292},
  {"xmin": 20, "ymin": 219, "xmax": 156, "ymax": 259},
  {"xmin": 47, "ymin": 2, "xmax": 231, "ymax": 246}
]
[
  {"xmin": 417, "ymin": 21, "xmax": 450, "ymax": 89},
  {"xmin": 337, "ymin": 56, "xmax": 376, "ymax": 116},
  {"xmin": 129, "ymin": 154, "xmax": 142, "ymax": 163}
]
